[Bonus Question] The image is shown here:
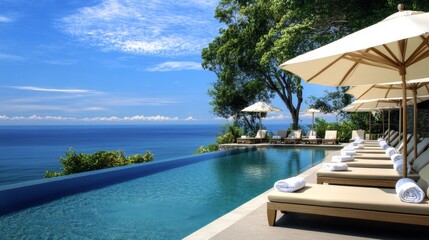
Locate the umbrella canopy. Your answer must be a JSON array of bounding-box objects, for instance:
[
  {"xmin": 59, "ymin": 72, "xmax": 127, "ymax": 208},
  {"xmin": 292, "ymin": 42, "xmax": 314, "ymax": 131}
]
[
  {"xmin": 306, "ymin": 108, "xmax": 320, "ymax": 130},
  {"xmin": 241, "ymin": 101, "xmax": 282, "ymax": 137},
  {"xmin": 347, "ymin": 84, "xmax": 429, "ymax": 160},
  {"xmin": 280, "ymin": 7, "xmax": 429, "ymax": 177}
]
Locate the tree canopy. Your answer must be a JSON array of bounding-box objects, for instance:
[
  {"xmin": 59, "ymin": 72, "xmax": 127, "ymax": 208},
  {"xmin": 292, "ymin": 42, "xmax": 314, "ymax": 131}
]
[{"xmin": 203, "ymin": 0, "xmax": 429, "ymax": 131}]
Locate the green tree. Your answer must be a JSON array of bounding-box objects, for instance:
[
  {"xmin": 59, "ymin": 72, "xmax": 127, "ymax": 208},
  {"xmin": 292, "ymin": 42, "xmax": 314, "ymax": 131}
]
[{"xmin": 203, "ymin": 0, "xmax": 428, "ymax": 130}]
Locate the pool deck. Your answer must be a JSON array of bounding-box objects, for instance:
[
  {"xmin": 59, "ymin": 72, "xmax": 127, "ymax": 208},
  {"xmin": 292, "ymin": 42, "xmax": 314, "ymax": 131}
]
[{"xmin": 184, "ymin": 145, "xmax": 429, "ymax": 240}]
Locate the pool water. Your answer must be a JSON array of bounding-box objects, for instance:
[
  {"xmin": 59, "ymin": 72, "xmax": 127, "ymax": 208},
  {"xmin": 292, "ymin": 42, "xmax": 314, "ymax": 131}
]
[{"xmin": 0, "ymin": 147, "xmax": 328, "ymax": 239}]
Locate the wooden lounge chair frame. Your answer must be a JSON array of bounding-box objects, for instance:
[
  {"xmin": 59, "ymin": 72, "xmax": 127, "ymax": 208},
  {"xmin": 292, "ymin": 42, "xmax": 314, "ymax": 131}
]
[
  {"xmin": 302, "ymin": 130, "xmax": 322, "ymax": 144},
  {"xmin": 267, "ymin": 194, "xmax": 429, "ymax": 227},
  {"xmin": 284, "ymin": 130, "xmax": 302, "ymax": 144},
  {"xmin": 322, "ymin": 130, "xmax": 338, "ymax": 145},
  {"xmin": 237, "ymin": 130, "xmax": 267, "ymax": 144},
  {"xmin": 269, "ymin": 130, "xmax": 287, "ymax": 144},
  {"xmin": 267, "ymin": 164, "xmax": 429, "ymax": 227}
]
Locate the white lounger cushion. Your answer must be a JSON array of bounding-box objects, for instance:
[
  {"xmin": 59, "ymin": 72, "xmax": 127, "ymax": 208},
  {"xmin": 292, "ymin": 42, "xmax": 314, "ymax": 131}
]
[{"xmin": 268, "ymin": 183, "xmax": 429, "ymax": 216}]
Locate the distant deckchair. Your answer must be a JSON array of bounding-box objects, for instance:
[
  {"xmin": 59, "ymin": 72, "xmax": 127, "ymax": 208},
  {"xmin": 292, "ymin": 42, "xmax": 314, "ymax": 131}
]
[
  {"xmin": 237, "ymin": 130, "xmax": 267, "ymax": 144},
  {"xmin": 269, "ymin": 130, "xmax": 287, "ymax": 144},
  {"xmin": 350, "ymin": 129, "xmax": 365, "ymax": 142},
  {"xmin": 302, "ymin": 130, "xmax": 321, "ymax": 144},
  {"xmin": 322, "ymin": 130, "xmax": 338, "ymax": 145},
  {"xmin": 267, "ymin": 164, "xmax": 429, "ymax": 227},
  {"xmin": 284, "ymin": 130, "xmax": 302, "ymax": 144}
]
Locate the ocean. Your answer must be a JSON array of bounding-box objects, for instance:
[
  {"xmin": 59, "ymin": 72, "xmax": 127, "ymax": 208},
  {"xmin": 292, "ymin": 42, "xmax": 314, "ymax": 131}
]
[
  {"xmin": 0, "ymin": 124, "xmax": 223, "ymax": 186},
  {"xmin": 0, "ymin": 123, "xmax": 296, "ymax": 187}
]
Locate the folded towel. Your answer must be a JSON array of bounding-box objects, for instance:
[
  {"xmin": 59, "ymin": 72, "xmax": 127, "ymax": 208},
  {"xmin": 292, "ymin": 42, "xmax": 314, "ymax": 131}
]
[
  {"xmin": 385, "ymin": 147, "xmax": 397, "ymax": 156},
  {"xmin": 323, "ymin": 163, "xmax": 348, "ymax": 171},
  {"xmin": 390, "ymin": 153, "xmax": 403, "ymax": 162},
  {"xmin": 342, "ymin": 145, "xmax": 354, "ymax": 151},
  {"xmin": 341, "ymin": 150, "xmax": 356, "ymax": 156},
  {"xmin": 395, "ymin": 178, "xmax": 425, "ymax": 203},
  {"xmin": 393, "ymin": 159, "xmax": 411, "ymax": 175},
  {"xmin": 274, "ymin": 176, "xmax": 306, "ymax": 193},
  {"xmin": 331, "ymin": 155, "xmax": 354, "ymax": 162},
  {"xmin": 354, "ymin": 144, "xmax": 364, "ymax": 149},
  {"xmin": 272, "ymin": 135, "xmax": 281, "ymax": 139}
]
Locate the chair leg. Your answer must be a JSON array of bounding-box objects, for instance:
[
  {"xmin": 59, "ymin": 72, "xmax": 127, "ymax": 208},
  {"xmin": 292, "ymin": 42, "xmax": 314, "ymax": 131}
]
[{"xmin": 267, "ymin": 208, "xmax": 277, "ymax": 226}]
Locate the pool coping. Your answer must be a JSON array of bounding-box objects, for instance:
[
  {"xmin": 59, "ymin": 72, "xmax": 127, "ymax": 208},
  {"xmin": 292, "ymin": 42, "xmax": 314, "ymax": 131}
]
[{"xmin": 184, "ymin": 147, "xmax": 340, "ymax": 239}]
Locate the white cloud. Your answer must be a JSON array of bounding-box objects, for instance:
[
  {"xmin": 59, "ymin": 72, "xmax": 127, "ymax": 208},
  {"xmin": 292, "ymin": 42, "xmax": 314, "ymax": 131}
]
[
  {"xmin": 0, "ymin": 115, "xmax": 77, "ymax": 121},
  {"xmin": 8, "ymin": 86, "xmax": 97, "ymax": 93},
  {"xmin": 59, "ymin": 0, "xmax": 221, "ymax": 56},
  {"xmin": 0, "ymin": 16, "xmax": 12, "ymax": 23},
  {"xmin": 185, "ymin": 116, "xmax": 196, "ymax": 121},
  {"xmin": 0, "ymin": 114, "xmax": 181, "ymax": 122},
  {"xmin": 145, "ymin": 61, "xmax": 202, "ymax": 72},
  {"xmin": 0, "ymin": 53, "xmax": 25, "ymax": 61}
]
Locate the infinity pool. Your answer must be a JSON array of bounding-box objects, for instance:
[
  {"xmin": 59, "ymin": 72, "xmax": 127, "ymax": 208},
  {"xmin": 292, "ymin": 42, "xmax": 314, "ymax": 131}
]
[{"xmin": 0, "ymin": 147, "xmax": 329, "ymax": 239}]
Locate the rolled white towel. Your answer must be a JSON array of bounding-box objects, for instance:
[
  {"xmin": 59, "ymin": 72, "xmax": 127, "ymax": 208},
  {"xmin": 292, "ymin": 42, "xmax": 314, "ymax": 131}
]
[
  {"xmin": 354, "ymin": 144, "xmax": 364, "ymax": 149},
  {"xmin": 241, "ymin": 135, "xmax": 247, "ymax": 138},
  {"xmin": 378, "ymin": 137, "xmax": 384, "ymax": 141},
  {"xmin": 393, "ymin": 159, "xmax": 411, "ymax": 175},
  {"xmin": 382, "ymin": 143, "xmax": 390, "ymax": 150},
  {"xmin": 342, "ymin": 145, "xmax": 354, "ymax": 151},
  {"xmin": 323, "ymin": 163, "xmax": 348, "ymax": 171},
  {"xmin": 352, "ymin": 141, "xmax": 359, "ymax": 146},
  {"xmin": 341, "ymin": 150, "xmax": 356, "ymax": 156},
  {"xmin": 331, "ymin": 155, "xmax": 354, "ymax": 162},
  {"xmin": 390, "ymin": 153, "xmax": 403, "ymax": 162},
  {"xmin": 395, "ymin": 178, "xmax": 425, "ymax": 203},
  {"xmin": 385, "ymin": 147, "xmax": 397, "ymax": 156},
  {"xmin": 274, "ymin": 176, "xmax": 306, "ymax": 193},
  {"xmin": 379, "ymin": 140, "xmax": 387, "ymax": 145},
  {"xmin": 356, "ymin": 139, "xmax": 364, "ymax": 144}
]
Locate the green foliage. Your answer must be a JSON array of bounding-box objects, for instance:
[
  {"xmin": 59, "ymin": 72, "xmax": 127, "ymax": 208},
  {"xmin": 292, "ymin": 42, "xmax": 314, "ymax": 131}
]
[
  {"xmin": 313, "ymin": 118, "xmax": 357, "ymax": 142},
  {"xmin": 194, "ymin": 144, "xmax": 220, "ymax": 154},
  {"xmin": 216, "ymin": 123, "xmax": 244, "ymax": 144},
  {"xmin": 44, "ymin": 148, "xmax": 154, "ymax": 178}
]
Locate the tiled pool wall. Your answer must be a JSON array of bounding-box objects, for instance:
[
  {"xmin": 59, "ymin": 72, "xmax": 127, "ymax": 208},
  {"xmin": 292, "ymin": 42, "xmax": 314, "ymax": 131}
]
[{"xmin": 0, "ymin": 147, "xmax": 254, "ymax": 216}]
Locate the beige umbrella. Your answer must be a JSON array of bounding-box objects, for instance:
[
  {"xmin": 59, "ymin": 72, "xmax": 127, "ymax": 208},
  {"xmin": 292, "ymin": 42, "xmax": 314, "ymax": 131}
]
[
  {"xmin": 347, "ymin": 82, "xmax": 429, "ymax": 160},
  {"xmin": 306, "ymin": 108, "xmax": 320, "ymax": 131},
  {"xmin": 241, "ymin": 101, "xmax": 282, "ymax": 140},
  {"xmin": 343, "ymin": 99, "xmax": 402, "ymax": 140},
  {"xmin": 280, "ymin": 6, "xmax": 429, "ymax": 177}
]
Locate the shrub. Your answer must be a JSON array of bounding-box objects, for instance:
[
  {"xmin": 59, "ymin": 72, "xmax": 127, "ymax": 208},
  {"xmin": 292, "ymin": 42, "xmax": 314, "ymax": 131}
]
[
  {"xmin": 194, "ymin": 144, "xmax": 219, "ymax": 154},
  {"xmin": 45, "ymin": 148, "xmax": 154, "ymax": 178}
]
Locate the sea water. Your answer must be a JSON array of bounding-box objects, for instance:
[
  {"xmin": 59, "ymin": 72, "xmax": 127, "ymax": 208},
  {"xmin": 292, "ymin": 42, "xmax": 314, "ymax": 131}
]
[{"xmin": 0, "ymin": 124, "xmax": 220, "ymax": 186}]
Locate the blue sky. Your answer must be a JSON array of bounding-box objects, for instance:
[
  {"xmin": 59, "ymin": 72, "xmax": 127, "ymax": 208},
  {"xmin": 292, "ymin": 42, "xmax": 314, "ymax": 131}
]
[{"xmin": 0, "ymin": 0, "xmax": 335, "ymax": 125}]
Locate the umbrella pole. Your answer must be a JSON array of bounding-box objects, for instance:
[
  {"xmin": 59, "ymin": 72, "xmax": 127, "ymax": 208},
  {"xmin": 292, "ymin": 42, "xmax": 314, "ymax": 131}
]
[
  {"xmin": 382, "ymin": 110, "xmax": 385, "ymax": 137},
  {"xmin": 388, "ymin": 109, "xmax": 391, "ymax": 144},
  {"xmin": 369, "ymin": 112, "xmax": 372, "ymax": 140},
  {"xmin": 312, "ymin": 112, "xmax": 314, "ymax": 130},
  {"xmin": 401, "ymin": 74, "xmax": 408, "ymax": 178},
  {"xmin": 413, "ymin": 88, "xmax": 417, "ymax": 162}
]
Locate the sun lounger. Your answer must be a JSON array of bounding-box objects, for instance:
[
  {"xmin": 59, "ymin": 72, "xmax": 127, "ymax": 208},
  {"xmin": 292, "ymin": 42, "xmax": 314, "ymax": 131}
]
[
  {"xmin": 267, "ymin": 164, "xmax": 429, "ymax": 227},
  {"xmin": 237, "ymin": 130, "xmax": 267, "ymax": 144},
  {"xmin": 356, "ymin": 134, "xmax": 412, "ymax": 154},
  {"xmin": 348, "ymin": 138, "xmax": 429, "ymax": 168},
  {"xmin": 317, "ymin": 146, "xmax": 429, "ymax": 187},
  {"xmin": 302, "ymin": 130, "xmax": 321, "ymax": 144},
  {"xmin": 349, "ymin": 129, "xmax": 365, "ymax": 142},
  {"xmin": 284, "ymin": 130, "xmax": 302, "ymax": 144},
  {"xmin": 354, "ymin": 135, "xmax": 415, "ymax": 160},
  {"xmin": 269, "ymin": 130, "xmax": 287, "ymax": 144},
  {"xmin": 322, "ymin": 130, "xmax": 338, "ymax": 145}
]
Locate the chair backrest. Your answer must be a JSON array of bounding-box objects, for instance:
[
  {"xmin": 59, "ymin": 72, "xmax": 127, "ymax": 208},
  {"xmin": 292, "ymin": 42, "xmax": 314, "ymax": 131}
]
[
  {"xmin": 408, "ymin": 138, "xmax": 429, "ymax": 163},
  {"xmin": 276, "ymin": 130, "xmax": 287, "ymax": 138},
  {"xmin": 417, "ymin": 164, "xmax": 429, "ymax": 199},
  {"xmin": 255, "ymin": 130, "xmax": 267, "ymax": 138},
  {"xmin": 294, "ymin": 130, "xmax": 302, "ymax": 139},
  {"xmin": 412, "ymin": 146, "xmax": 429, "ymax": 172},
  {"xmin": 325, "ymin": 130, "xmax": 337, "ymax": 139},
  {"xmin": 397, "ymin": 134, "xmax": 412, "ymax": 151},
  {"xmin": 308, "ymin": 130, "xmax": 316, "ymax": 137},
  {"xmin": 351, "ymin": 129, "xmax": 365, "ymax": 139}
]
